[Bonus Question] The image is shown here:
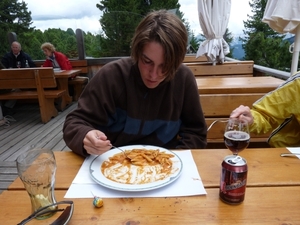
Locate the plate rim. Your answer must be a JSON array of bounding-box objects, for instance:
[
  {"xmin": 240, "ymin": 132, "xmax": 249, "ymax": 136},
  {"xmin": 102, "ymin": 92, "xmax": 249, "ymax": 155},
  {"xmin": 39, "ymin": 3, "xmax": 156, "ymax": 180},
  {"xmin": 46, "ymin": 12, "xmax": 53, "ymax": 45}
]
[{"xmin": 89, "ymin": 144, "xmax": 183, "ymax": 192}]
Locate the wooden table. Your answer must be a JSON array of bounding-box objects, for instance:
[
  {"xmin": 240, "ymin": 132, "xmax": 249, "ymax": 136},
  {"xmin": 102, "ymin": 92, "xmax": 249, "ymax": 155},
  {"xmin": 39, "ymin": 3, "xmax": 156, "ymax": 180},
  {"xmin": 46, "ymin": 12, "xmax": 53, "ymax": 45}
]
[
  {"xmin": 4, "ymin": 148, "xmax": 300, "ymax": 224},
  {"xmin": 2, "ymin": 187, "xmax": 300, "ymax": 224},
  {"xmin": 54, "ymin": 69, "xmax": 81, "ymax": 110},
  {"xmin": 9, "ymin": 148, "xmax": 300, "ymax": 190},
  {"xmin": 196, "ymin": 76, "xmax": 284, "ymax": 94}
]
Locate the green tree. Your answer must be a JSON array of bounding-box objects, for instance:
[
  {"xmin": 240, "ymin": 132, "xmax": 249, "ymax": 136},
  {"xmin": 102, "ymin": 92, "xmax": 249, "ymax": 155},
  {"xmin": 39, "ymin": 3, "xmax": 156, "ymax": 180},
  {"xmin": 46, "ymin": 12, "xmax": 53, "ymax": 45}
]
[
  {"xmin": 223, "ymin": 28, "xmax": 234, "ymax": 58},
  {"xmin": 188, "ymin": 32, "xmax": 200, "ymax": 53},
  {"xmin": 96, "ymin": 0, "xmax": 183, "ymax": 57},
  {"xmin": 84, "ymin": 31, "xmax": 102, "ymax": 58},
  {"xmin": 0, "ymin": 0, "xmax": 33, "ymax": 57},
  {"xmin": 241, "ymin": 0, "xmax": 292, "ymax": 71},
  {"xmin": 19, "ymin": 30, "xmax": 44, "ymax": 60},
  {"xmin": 42, "ymin": 28, "xmax": 77, "ymax": 58}
]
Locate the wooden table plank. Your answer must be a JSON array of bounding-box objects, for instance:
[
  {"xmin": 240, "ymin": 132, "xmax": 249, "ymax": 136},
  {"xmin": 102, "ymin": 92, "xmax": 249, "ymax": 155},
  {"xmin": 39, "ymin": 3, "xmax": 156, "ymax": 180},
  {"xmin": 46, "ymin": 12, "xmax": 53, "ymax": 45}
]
[
  {"xmin": 8, "ymin": 148, "xmax": 300, "ymax": 190},
  {"xmin": 1, "ymin": 187, "xmax": 300, "ymax": 224},
  {"xmin": 196, "ymin": 76, "xmax": 284, "ymax": 94}
]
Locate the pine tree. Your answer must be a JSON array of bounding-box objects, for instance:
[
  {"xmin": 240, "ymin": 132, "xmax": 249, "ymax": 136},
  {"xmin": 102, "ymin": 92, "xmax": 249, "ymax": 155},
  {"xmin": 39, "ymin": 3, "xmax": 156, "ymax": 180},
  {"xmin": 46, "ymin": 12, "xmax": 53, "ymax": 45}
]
[
  {"xmin": 224, "ymin": 28, "xmax": 234, "ymax": 58},
  {"xmin": 188, "ymin": 32, "xmax": 200, "ymax": 54},
  {"xmin": 96, "ymin": 0, "xmax": 185, "ymax": 57},
  {"xmin": 0, "ymin": 0, "xmax": 33, "ymax": 56},
  {"xmin": 241, "ymin": 0, "xmax": 292, "ymax": 71}
]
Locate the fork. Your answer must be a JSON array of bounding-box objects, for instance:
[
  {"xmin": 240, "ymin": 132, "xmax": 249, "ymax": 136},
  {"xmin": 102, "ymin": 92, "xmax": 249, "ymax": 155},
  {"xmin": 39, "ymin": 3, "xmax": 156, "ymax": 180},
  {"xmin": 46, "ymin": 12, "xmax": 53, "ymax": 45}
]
[
  {"xmin": 280, "ymin": 153, "xmax": 300, "ymax": 157},
  {"xmin": 95, "ymin": 136, "xmax": 132, "ymax": 160},
  {"xmin": 111, "ymin": 145, "xmax": 132, "ymax": 160}
]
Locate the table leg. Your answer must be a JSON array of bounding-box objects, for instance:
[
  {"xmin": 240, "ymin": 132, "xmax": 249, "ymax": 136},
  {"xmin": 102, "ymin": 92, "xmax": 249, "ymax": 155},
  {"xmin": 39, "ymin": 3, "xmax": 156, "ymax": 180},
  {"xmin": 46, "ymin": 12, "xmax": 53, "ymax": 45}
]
[{"xmin": 55, "ymin": 78, "xmax": 72, "ymax": 111}]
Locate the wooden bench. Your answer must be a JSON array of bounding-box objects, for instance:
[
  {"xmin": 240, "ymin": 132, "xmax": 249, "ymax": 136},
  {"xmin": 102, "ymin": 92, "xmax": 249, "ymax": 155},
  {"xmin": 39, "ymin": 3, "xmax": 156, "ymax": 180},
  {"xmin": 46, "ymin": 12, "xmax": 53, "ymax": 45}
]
[
  {"xmin": 201, "ymin": 93, "xmax": 272, "ymax": 148},
  {"xmin": 195, "ymin": 76, "xmax": 283, "ymax": 147},
  {"xmin": 185, "ymin": 60, "xmax": 254, "ymax": 77},
  {"xmin": 68, "ymin": 60, "xmax": 89, "ymax": 100},
  {"xmin": 0, "ymin": 68, "xmax": 66, "ymax": 123},
  {"xmin": 185, "ymin": 60, "xmax": 260, "ymax": 146},
  {"xmin": 69, "ymin": 76, "xmax": 89, "ymax": 100},
  {"xmin": 35, "ymin": 59, "xmax": 89, "ymax": 101}
]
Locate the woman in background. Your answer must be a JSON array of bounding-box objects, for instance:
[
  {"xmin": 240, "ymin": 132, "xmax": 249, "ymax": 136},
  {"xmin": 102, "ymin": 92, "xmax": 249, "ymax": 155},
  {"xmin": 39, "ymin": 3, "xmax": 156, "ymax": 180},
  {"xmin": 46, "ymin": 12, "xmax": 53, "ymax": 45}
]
[{"xmin": 41, "ymin": 42, "xmax": 72, "ymax": 70}]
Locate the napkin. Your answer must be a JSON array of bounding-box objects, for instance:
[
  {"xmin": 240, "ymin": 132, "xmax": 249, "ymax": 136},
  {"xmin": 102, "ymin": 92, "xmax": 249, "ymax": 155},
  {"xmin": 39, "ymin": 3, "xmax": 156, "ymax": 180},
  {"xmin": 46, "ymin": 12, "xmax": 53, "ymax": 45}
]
[
  {"xmin": 287, "ymin": 147, "xmax": 300, "ymax": 159},
  {"xmin": 64, "ymin": 150, "xmax": 207, "ymax": 198}
]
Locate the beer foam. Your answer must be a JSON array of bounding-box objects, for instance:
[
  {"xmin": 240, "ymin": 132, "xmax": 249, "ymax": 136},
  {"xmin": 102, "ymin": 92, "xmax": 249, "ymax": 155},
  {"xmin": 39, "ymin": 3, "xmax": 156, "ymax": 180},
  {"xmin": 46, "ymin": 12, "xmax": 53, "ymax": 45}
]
[{"xmin": 224, "ymin": 130, "xmax": 250, "ymax": 141}]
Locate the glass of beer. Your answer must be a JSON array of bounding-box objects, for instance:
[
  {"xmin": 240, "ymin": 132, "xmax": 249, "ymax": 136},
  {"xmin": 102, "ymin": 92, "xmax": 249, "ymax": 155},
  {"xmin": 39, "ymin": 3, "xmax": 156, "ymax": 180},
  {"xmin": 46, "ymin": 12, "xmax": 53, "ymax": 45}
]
[
  {"xmin": 224, "ymin": 118, "xmax": 250, "ymax": 155},
  {"xmin": 16, "ymin": 148, "xmax": 57, "ymax": 220}
]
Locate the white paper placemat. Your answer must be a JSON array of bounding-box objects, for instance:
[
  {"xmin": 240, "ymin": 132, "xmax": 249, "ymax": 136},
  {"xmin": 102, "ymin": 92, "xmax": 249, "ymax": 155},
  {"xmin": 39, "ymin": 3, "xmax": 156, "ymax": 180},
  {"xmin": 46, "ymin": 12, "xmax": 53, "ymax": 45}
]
[
  {"xmin": 287, "ymin": 147, "xmax": 300, "ymax": 159},
  {"xmin": 64, "ymin": 150, "xmax": 207, "ymax": 198}
]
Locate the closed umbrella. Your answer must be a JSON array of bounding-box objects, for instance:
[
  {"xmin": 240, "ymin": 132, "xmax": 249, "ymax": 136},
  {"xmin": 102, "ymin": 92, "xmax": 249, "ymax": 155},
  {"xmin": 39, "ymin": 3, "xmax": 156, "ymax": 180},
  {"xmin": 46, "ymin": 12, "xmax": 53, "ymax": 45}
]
[
  {"xmin": 262, "ymin": 0, "xmax": 300, "ymax": 75},
  {"xmin": 196, "ymin": 0, "xmax": 231, "ymax": 65}
]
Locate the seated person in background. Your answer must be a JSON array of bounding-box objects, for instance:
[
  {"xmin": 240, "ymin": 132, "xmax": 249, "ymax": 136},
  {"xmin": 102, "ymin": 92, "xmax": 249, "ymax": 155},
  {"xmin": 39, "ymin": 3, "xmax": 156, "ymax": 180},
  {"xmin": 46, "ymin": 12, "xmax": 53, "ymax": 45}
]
[
  {"xmin": 1, "ymin": 41, "xmax": 36, "ymax": 68},
  {"xmin": 41, "ymin": 42, "xmax": 72, "ymax": 70},
  {"xmin": 0, "ymin": 61, "xmax": 5, "ymax": 69},
  {"xmin": 1, "ymin": 41, "xmax": 36, "ymax": 115},
  {"xmin": 63, "ymin": 10, "xmax": 207, "ymax": 158},
  {"xmin": 230, "ymin": 72, "xmax": 300, "ymax": 148}
]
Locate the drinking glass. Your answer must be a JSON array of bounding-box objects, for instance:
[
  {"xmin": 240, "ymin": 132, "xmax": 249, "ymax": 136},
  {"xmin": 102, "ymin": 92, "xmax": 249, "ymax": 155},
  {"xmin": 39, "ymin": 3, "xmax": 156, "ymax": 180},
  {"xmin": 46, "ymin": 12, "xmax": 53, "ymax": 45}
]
[
  {"xmin": 224, "ymin": 118, "xmax": 250, "ymax": 155},
  {"xmin": 16, "ymin": 61, "xmax": 21, "ymax": 68},
  {"xmin": 16, "ymin": 148, "xmax": 57, "ymax": 220}
]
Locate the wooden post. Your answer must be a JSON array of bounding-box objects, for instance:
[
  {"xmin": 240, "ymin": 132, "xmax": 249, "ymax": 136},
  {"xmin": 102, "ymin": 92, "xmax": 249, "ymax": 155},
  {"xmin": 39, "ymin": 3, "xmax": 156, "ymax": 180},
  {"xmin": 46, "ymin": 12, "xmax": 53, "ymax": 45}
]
[
  {"xmin": 76, "ymin": 29, "xmax": 86, "ymax": 60},
  {"xmin": 8, "ymin": 32, "xmax": 17, "ymax": 45}
]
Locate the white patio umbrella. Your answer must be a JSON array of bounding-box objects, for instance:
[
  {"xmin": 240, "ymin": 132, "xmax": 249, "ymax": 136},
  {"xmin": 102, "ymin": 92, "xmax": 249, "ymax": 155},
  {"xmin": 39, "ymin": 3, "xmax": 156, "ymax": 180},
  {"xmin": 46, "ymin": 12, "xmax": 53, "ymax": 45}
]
[
  {"xmin": 262, "ymin": 0, "xmax": 300, "ymax": 76},
  {"xmin": 196, "ymin": 0, "xmax": 231, "ymax": 65}
]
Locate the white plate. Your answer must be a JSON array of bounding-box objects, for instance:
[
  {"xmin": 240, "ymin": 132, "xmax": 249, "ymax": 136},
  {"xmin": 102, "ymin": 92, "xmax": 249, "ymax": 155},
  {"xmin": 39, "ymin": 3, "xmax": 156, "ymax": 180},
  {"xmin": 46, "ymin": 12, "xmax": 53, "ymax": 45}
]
[{"xmin": 89, "ymin": 145, "xmax": 183, "ymax": 192}]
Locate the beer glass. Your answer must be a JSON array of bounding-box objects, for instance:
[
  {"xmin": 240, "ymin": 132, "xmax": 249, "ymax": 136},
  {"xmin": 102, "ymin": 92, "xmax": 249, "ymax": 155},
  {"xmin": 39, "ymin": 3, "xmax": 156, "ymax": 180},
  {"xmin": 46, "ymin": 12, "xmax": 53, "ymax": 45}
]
[
  {"xmin": 224, "ymin": 118, "xmax": 250, "ymax": 155},
  {"xmin": 16, "ymin": 148, "xmax": 57, "ymax": 220}
]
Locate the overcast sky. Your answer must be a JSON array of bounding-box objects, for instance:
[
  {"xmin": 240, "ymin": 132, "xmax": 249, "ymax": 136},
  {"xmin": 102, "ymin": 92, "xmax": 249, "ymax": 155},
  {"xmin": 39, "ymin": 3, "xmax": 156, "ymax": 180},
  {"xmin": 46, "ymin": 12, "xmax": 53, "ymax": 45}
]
[{"xmin": 25, "ymin": 0, "xmax": 252, "ymax": 37}]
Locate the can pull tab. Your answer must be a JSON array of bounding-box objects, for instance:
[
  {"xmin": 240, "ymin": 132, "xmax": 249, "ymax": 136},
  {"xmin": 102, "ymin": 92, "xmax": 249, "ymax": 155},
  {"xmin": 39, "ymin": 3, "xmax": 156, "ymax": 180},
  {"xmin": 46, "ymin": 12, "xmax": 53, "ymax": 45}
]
[{"xmin": 228, "ymin": 156, "xmax": 242, "ymax": 164}]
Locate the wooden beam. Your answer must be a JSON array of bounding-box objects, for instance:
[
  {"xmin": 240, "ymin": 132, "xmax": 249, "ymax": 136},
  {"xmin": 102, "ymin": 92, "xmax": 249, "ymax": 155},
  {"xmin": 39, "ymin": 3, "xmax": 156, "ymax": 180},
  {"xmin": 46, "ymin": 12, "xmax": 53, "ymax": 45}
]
[{"xmin": 76, "ymin": 28, "xmax": 86, "ymax": 60}]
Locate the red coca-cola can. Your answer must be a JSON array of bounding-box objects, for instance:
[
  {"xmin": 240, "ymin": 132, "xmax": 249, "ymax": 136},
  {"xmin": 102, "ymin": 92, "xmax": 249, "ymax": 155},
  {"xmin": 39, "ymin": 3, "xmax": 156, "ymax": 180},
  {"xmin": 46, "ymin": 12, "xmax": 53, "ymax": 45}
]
[{"xmin": 219, "ymin": 155, "xmax": 248, "ymax": 204}]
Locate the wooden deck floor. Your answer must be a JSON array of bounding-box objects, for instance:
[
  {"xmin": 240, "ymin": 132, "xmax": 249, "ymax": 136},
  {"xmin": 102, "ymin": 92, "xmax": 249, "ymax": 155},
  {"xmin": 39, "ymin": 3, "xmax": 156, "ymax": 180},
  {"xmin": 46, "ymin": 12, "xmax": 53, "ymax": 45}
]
[
  {"xmin": 0, "ymin": 102, "xmax": 76, "ymax": 193},
  {"xmin": 0, "ymin": 102, "xmax": 76, "ymax": 161}
]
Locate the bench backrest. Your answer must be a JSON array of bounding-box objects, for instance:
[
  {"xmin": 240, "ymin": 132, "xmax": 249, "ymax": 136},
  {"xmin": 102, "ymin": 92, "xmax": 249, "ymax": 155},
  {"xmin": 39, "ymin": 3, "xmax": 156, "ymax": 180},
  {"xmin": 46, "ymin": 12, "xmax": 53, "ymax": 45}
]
[
  {"xmin": 185, "ymin": 60, "xmax": 254, "ymax": 77},
  {"xmin": 0, "ymin": 67, "xmax": 57, "ymax": 89},
  {"xmin": 200, "ymin": 93, "xmax": 264, "ymax": 117},
  {"xmin": 183, "ymin": 55, "xmax": 208, "ymax": 63},
  {"xmin": 70, "ymin": 60, "xmax": 88, "ymax": 73}
]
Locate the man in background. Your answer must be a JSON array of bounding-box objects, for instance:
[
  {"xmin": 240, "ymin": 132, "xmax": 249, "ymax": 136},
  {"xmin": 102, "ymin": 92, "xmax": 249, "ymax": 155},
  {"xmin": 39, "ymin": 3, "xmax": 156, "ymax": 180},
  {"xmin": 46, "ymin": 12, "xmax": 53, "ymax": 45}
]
[
  {"xmin": 1, "ymin": 41, "xmax": 36, "ymax": 68},
  {"xmin": 0, "ymin": 41, "xmax": 36, "ymax": 116}
]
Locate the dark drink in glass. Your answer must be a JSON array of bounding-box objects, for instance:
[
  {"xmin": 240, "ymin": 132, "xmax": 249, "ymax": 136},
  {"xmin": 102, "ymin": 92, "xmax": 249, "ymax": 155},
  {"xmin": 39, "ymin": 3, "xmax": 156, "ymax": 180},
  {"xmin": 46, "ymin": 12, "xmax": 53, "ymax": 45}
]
[{"xmin": 224, "ymin": 130, "xmax": 250, "ymax": 155}]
